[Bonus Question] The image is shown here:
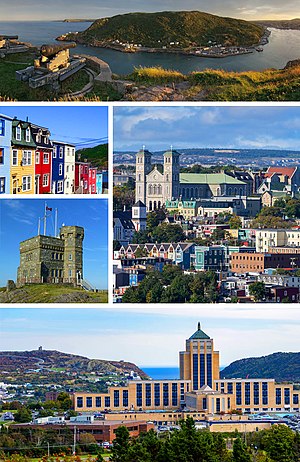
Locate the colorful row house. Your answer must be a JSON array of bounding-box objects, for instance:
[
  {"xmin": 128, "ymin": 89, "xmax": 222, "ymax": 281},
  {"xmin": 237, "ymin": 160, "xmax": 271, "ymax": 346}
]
[
  {"xmin": 0, "ymin": 114, "xmax": 104, "ymax": 195},
  {"xmin": 0, "ymin": 114, "xmax": 13, "ymax": 193},
  {"xmin": 11, "ymin": 118, "xmax": 36, "ymax": 194}
]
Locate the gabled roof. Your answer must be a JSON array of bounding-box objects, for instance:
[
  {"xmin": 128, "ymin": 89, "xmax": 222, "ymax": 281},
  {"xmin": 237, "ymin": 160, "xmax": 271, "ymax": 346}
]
[
  {"xmin": 189, "ymin": 322, "xmax": 210, "ymax": 340},
  {"xmin": 265, "ymin": 167, "xmax": 296, "ymax": 179},
  {"xmin": 133, "ymin": 200, "xmax": 146, "ymax": 207}
]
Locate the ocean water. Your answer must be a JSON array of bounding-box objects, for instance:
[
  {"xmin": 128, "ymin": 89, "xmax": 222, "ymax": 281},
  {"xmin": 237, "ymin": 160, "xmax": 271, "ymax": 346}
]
[
  {"xmin": 1, "ymin": 22, "xmax": 300, "ymax": 74},
  {"xmin": 142, "ymin": 367, "xmax": 180, "ymax": 380}
]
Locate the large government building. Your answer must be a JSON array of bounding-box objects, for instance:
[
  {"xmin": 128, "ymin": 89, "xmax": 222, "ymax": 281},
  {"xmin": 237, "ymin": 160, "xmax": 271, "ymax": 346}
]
[
  {"xmin": 135, "ymin": 148, "xmax": 249, "ymax": 211},
  {"xmin": 73, "ymin": 324, "xmax": 300, "ymax": 415}
]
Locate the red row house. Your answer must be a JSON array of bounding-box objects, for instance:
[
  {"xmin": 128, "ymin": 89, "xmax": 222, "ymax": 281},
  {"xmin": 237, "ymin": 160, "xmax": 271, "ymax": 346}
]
[
  {"xmin": 75, "ymin": 162, "xmax": 97, "ymax": 194},
  {"xmin": 89, "ymin": 167, "xmax": 97, "ymax": 194},
  {"xmin": 31, "ymin": 124, "xmax": 53, "ymax": 194}
]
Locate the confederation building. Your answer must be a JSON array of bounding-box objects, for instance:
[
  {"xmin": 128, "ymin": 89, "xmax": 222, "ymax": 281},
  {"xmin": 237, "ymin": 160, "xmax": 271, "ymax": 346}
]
[
  {"xmin": 73, "ymin": 324, "xmax": 300, "ymax": 415},
  {"xmin": 17, "ymin": 225, "xmax": 84, "ymax": 285}
]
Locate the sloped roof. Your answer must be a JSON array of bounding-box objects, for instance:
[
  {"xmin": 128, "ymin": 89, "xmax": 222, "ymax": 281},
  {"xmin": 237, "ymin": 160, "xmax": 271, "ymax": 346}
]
[
  {"xmin": 180, "ymin": 173, "xmax": 246, "ymax": 185},
  {"xmin": 265, "ymin": 167, "xmax": 296, "ymax": 179},
  {"xmin": 189, "ymin": 322, "xmax": 210, "ymax": 340}
]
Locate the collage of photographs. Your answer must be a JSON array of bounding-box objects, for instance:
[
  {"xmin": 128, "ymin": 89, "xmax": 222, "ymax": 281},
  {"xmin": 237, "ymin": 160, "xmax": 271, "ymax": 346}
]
[{"xmin": 0, "ymin": 1, "xmax": 300, "ymax": 461}]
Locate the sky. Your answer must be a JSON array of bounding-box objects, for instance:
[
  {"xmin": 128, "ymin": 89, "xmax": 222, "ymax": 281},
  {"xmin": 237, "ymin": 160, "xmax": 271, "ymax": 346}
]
[
  {"xmin": 0, "ymin": 106, "xmax": 108, "ymax": 150},
  {"xmin": 0, "ymin": 307, "xmax": 299, "ymax": 367},
  {"xmin": 0, "ymin": 198, "xmax": 108, "ymax": 289},
  {"xmin": 0, "ymin": 0, "xmax": 299, "ymax": 21},
  {"xmin": 114, "ymin": 106, "xmax": 300, "ymax": 152}
]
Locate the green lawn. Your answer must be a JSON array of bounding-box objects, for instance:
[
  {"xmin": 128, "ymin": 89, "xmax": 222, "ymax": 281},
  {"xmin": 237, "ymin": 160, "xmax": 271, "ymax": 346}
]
[{"xmin": 0, "ymin": 284, "xmax": 108, "ymax": 303}]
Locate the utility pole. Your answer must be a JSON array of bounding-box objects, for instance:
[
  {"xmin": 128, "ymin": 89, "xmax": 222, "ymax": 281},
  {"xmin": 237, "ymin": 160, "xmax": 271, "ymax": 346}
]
[
  {"xmin": 72, "ymin": 426, "xmax": 76, "ymax": 455},
  {"xmin": 47, "ymin": 442, "xmax": 50, "ymax": 458}
]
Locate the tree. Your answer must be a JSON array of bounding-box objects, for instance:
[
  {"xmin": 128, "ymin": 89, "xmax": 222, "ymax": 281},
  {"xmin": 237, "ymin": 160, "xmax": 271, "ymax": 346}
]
[
  {"xmin": 111, "ymin": 426, "xmax": 131, "ymax": 462},
  {"xmin": 151, "ymin": 223, "xmax": 186, "ymax": 243},
  {"xmin": 232, "ymin": 437, "xmax": 251, "ymax": 462},
  {"xmin": 284, "ymin": 199, "xmax": 300, "ymax": 219},
  {"xmin": 132, "ymin": 230, "xmax": 150, "ymax": 244},
  {"xmin": 56, "ymin": 392, "xmax": 73, "ymax": 411},
  {"xmin": 261, "ymin": 424, "xmax": 295, "ymax": 462},
  {"xmin": 249, "ymin": 282, "xmax": 266, "ymax": 302},
  {"xmin": 14, "ymin": 406, "xmax": 32, "ymax": 423},
  {"xmin": 147, "ymin": 209, "xmax": 166, "ymax": 231},
  {"xmin": 229, "ymin": 214, "xmax": 242, "ymax": 229}
]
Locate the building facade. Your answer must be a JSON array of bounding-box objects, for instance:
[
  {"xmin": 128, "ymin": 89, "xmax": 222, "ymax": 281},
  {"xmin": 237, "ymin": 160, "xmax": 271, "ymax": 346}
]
[
  {"xmin": 0, "ymin": 113, "xmax": 13, "ymax": 193},
  {"xmin": 52, "ymin": 141, "xmax": 65, "ymax": 194},
  {"xmin": 64, "ymin": 143, "xmax": 76, "ymax": 194},
  {"xmin": 72, "ymin": 324, "xmax": 300, "ymax": 414},
  {"xmin": 135, "ymin": 148, "xmax": 249, "ymax": 211},
  {"xmin": 11, "ymin": 119, "xmax": 36, "ymax": 194},
  {"xmin": 31, "ymin": 124, "xmax": 53, "ymax": 194},
  {"xmin": 17, "ymin": 225, "xmax": 84, "ymax": 285}
]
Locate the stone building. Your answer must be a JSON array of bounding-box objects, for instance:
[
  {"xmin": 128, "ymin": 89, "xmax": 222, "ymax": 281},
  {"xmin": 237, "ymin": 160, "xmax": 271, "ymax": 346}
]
[
  {"xmin": 17, "ymin": 225, "xmax": 84, "ymax": 285},
  {"xmin": 135, "ymin": 148, "xmax": 248, "ymax": 211}
]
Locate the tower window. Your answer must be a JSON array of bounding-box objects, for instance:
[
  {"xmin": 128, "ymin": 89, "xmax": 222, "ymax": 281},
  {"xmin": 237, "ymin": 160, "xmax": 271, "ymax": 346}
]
[{"xmin": 69, "ymin": 254, "xmax": 73, "ymax": 260}]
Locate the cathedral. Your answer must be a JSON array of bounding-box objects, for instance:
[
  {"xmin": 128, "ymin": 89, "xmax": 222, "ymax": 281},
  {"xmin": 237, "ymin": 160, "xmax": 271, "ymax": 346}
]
[{"xmin": 135, "ymin": 148, "xmax": 249, "ymax": 211}]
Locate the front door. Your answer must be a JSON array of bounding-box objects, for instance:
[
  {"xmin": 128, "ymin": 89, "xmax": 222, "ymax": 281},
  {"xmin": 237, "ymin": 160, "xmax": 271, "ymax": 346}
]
[{"xmin": 35, "ymin": 175, "xmax": 40, "ymax": 194}]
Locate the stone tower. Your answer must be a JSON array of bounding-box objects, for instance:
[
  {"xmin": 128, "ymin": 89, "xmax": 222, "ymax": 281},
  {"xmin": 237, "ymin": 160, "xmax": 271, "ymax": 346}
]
[
  {"xmin": 179, "ymin": 322, "xmax": 220, "ymax": 390},
  {"xmin": 163, "ymin": 148, "xmax": 180, "ymax": 202},
  {"xmin": 59, "ymin": 226, "xmax": 84, "ymax": 284},
  {"xmin": 135, "ymin": 148, "xmax": 152, "ymax": 204}
]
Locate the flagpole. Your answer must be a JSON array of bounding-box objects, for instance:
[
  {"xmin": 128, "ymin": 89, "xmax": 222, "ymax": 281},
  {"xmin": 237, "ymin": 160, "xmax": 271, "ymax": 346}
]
[
  {"xmin": 55, "ymin": 208, "xmax": 58, "ymax": 238},
  {"xmin": 44, "ymin": 202, "xmax": 47, "ymax": 236},
  {"xmin": 38, "ymin": 217, "xmax": 40, "ymax": 235}
]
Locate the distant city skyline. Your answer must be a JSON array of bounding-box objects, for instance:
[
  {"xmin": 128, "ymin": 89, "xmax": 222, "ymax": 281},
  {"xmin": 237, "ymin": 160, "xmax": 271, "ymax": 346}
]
[
  {"xmin": 114, "ymin": 106, "xmax": 300, "ymax": 152},
  {"xmin": 0, "ymin": 199, "xmax": 108, "ymax": 289},
  {"xmin": 0, "ymin": 106, "xmax": 108, "ymax": 150},
  {"xmin": 1, "ymin": 1, "xmax": 298, "ymax": 21},
  {"xmin": 0, "ymin": 308, "xmax": 299, "ymax": 367}
]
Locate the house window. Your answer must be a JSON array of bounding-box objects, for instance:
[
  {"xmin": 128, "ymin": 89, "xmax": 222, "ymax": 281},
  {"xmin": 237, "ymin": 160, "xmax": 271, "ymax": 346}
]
[
  {"xmin": 59, "ymin": 147, "xmax": 63, "ymax": 158},
  {"xmin": 22, "ymin": 150, "xmax": 32, "ymax": 166},
  {"xmin": 35, "ymin": 152, "xmax": 40, "ymax": 164},
  {"xmin": 44, "ymin": 136, "xmax": 49, "ymax": 144},
  {"xmin": 12, "ymin": 150, "xmax": 18, "ymax": 166},
  {"xmin": 53, "ymin": 148, "xmax": 57, "ymax": 158},
  {"xmin": 84, "ymin": 180, "xmax": 88, "ymax": 189},
  {"xmin": 43, "ymin": 152, "xmax": 49, "ymax": 164},
  {"xmin": 92, "ymin": 185, "xmax": 95, "ymax": 193},
  {"xmin": 0, "ymin": 119, "xmax": 5, "ymax": 136},
  {"xmin": 0, "ymin": 148, "xmax": 4, "ymax": 164},
  {"xmin": 66, "ymin": 165, "xmax": 69, "ymax": 173},
  {"xmin": 57, "ymin": 181, "xmax": 63, "ymax": 193},
  {"xmin": 25, "ymin": 128, "xmax": 30, "ymax": 142},
  {"xmin": 69, "ymin": 269, "xmax": 72, "ymax": 277},
  {"xmin": 16, "ymin": 126, "xmax": 21, "ymax": 141},
  {"xmin": 43, "ymin": 174, "xmax": 49, "ymax": 187},
  {"xmin": 59, "ymin": 164, "xmax": 63, "ymax": 176},
  {"xmin": 22, "ymin": 176, "xmax": 31, "ymax": 192},
  {"xmin": 0, "ymin": 177, "xmax": 5, "ymax": 193}
]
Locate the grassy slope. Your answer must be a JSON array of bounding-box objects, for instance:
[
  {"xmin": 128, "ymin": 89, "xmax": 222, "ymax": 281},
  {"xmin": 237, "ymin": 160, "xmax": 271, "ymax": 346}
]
[
  {"xmin": 75, "ymin": 11, "xmax": 264, "ymax": 47},
  {"xmin": 76, "ymin": 143, "xmax": 108, "ymax": 168},
  {"xmin": 0, "ymin": 284, "xmax": 108, "ymax": 303},
  {"xmin": 127, "ymin": 64, "xmax": 300, "ymax": 101}
]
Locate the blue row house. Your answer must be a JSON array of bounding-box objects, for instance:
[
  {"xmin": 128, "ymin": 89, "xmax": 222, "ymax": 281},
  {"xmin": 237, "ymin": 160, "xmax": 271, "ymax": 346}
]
[
  {"xmin": 52, "ymin": 141, "xmax": 65, "ymax": 194},
  {"xmin": 0, "ymin": 114, "xmax": 13, "ymax": 193}
]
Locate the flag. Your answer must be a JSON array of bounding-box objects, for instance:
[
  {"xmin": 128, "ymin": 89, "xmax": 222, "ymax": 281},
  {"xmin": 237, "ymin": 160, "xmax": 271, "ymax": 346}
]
[{"xmin": 46, "ymin": 206, "xmax": 52, "ymax": 211}]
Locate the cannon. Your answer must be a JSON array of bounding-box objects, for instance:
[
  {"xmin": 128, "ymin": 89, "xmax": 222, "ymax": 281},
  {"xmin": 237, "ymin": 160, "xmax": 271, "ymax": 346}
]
[
  {"xmin": 0, "ymin": 35, "xmax": 18, "ymax": 40},
  {"xmin": 40, "ymin": 42, "xmax": 76, "ymax": 57}
]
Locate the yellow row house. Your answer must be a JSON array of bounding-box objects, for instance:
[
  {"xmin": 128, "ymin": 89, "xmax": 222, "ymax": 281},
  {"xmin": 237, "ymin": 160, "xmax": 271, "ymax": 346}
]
[{"xmin": 11, "ymin": 119, "xmax": 36, "ymax": 194}]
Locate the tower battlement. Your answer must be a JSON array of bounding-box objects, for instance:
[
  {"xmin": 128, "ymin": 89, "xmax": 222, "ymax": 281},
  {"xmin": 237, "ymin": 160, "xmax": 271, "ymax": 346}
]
[{"xmin": 17, "ymin": 225, "xmax": 84, "ymax": 286}]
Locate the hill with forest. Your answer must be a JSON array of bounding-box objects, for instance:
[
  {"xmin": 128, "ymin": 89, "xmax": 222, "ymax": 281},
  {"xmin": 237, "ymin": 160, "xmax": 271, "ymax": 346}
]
[
  {"xmin": 76, "ymin": 143, "xmax": 108, "ymax": 169},
  {"xmin": 61, "ymin": 11, "xmax": 264, "ymax": 48},
  {"xmin": 221, "ymin": 352, "xmax": 300, "ymax": 382}
]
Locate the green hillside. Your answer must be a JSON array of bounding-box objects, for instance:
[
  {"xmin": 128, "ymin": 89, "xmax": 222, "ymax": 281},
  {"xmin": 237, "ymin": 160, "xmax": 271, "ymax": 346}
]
[
  {"xmin": 67, "ymin": 11, "xmax": 264, "ymax": 48},
  {"xmin": 0, "ymin": 284, "xmax": 108, "ymax": 303},
  {"xmin": 76, "ymin": 143, "xmax": 108, "ymax": 169},
  {"xmin": 221, "ymin": 352, "xmax": 300, "ymax": 382}
]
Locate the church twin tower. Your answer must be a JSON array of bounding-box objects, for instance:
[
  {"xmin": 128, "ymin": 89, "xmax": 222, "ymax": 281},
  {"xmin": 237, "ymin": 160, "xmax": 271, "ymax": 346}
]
[{"xmin": 135, "ymin": 147, "xmax": 180, "ymax": 211}]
